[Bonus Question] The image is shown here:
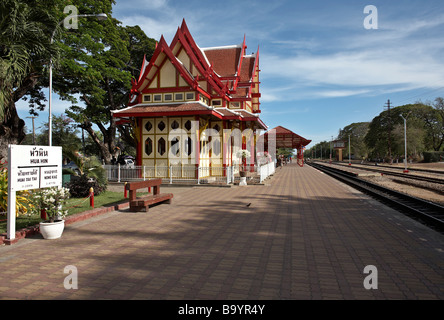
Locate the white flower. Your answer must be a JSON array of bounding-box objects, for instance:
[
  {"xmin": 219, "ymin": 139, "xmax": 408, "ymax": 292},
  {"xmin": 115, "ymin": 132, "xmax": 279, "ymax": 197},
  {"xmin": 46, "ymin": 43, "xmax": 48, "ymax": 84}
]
[{"xmin": 236, "ymin": 149, "xmax": 251, "ymax": 159}]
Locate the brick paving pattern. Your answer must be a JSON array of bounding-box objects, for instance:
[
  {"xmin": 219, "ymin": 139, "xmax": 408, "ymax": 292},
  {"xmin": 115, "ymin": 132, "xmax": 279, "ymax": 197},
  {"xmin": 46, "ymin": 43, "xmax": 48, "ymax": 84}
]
[{"xmin": 0, "ymin": 164, "xmax": 443, "ymax": 300}]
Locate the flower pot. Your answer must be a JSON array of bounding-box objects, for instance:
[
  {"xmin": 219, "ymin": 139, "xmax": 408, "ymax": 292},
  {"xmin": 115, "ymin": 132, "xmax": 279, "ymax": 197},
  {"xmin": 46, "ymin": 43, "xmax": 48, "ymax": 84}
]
[
  {"xmin": 239, "ymin": 177, "xmax": 247, "ymax": 186},
  {"xmin": 39, "ymin": 220, "xmax": 65, "ymax": 240}
]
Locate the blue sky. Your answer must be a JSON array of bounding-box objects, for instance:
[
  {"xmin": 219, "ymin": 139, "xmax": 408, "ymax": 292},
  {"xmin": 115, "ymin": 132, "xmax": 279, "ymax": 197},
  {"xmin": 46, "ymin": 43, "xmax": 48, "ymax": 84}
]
[{"xmin": 17, "ymin": 0, "xmax": 444, "ymax": 147}]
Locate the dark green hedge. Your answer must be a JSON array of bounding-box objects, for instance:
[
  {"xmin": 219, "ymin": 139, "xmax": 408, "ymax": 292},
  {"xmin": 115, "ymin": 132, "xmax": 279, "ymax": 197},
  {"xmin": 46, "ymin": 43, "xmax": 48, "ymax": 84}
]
[{"xmin": 423, "ymin": 151, "xmax": 444, "ymax": 163}]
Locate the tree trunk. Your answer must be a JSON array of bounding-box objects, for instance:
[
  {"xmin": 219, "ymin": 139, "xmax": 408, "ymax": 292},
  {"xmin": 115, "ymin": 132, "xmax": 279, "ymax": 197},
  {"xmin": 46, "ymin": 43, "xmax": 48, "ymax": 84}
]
[
  {"xmin": 0, "ymin": 100, "xmax": 26, "ymax": 161},
  {"xmin": 80, "ymin": 120, "xmax": 119, "ymax": 165},
  {"xmin": 0, "ymin": 73, "xmax": 39, "ymax": 161}
]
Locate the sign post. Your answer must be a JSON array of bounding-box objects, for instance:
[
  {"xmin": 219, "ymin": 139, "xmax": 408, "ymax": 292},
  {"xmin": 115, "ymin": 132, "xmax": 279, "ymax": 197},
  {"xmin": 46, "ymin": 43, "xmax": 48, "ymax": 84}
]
[{"xmin": 7, "ymin": 145, "xmax": 62, "ymax": 241}]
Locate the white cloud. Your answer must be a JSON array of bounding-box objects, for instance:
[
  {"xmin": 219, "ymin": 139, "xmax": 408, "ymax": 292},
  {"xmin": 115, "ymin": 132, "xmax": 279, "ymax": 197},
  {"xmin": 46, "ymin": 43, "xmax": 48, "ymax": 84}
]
[
  {"xmin": 317, "ymin": 89, "xmax": 372, "ymax": 98},
  {"xmin": 120, "ymin": 15, "xmax": 178, "ymax": 41},
  {"xmin": 114, "ymin": 1, "xmax": 444, "ymax": 103}
]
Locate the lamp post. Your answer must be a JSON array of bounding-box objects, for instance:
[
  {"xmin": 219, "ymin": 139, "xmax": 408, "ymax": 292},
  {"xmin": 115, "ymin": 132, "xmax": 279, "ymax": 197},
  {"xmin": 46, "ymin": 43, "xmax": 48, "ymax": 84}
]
[
  {"xmin": 48, "ymin": 13, "xmax": 108, "ymax": 146},
  {"xmin": 400, "ymin": 111, "xmax": 412, "ymax": 173}
]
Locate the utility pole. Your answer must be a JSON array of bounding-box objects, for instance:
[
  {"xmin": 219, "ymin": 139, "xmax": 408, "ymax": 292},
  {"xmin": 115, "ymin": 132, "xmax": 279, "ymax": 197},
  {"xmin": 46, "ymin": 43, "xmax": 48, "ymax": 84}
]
[
  {"xmin": 26, "ymin": 116, "xmax": 37, "ymax": 145},
  {"xmin": 330, "ymin": 136, "xmax": 333, "ymax": 164},
  {"xmin": 384, "ymin": 99, "xmax": 393, "ymax": 164},
  {"xmin": 400, "ymin": 111, "xmax": 412, "ymax": 173},
  {"xmin": 348, "ymin": 134, "xmax": 351, "ymax": 166}
]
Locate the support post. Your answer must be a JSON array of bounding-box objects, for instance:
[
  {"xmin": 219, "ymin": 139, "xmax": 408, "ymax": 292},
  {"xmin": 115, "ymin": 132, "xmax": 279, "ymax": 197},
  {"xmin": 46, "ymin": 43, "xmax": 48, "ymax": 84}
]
[
  {"xmin": 90, "ymin": 187, "xmax": 94, "ymax": 208},
  {"xmin": 169, "ymin": 165, "xmax": 173, "ymax": 184},
  {"xmin": 7, "ymin": 145, "xmax": 16, "ymax": 241},
  {"xmin": 41, "ymin": 209, "xmax": 47, "ymax": 220},
  {"xmin": 7, "ymin": 190, "xmax": 16, "ymax": 241}
]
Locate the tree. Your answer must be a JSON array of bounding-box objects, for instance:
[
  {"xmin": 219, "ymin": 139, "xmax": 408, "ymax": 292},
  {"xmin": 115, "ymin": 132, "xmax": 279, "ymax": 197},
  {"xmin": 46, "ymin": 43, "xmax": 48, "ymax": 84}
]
[
  {"xmin": 35, "ymin": 114, "xmax": 82, "ymax": 156},
  {"xmin": 364, "ymin": 102, "xmax": 441, "ymax": 160},
  {"xmin": 305, "ymin": 141, "xmax": 332, "ymax": 160},
  {"xmin": 338, "ymin": 122, "xmax": 370, "ymax": 159},
  {"xmin": 0, "ymin": 0, "xmax": 60, "ymax": 160},
  {"xmin": 417, "ymin": 98, "xmax": 444, "ymax": 151},
  {"xmin": 54, "ymin": 0, "xmax": 157, "ymax": 164},
  {"xmin": 277, "ymin": 148, "xmax": 295, "ymax": 158}
]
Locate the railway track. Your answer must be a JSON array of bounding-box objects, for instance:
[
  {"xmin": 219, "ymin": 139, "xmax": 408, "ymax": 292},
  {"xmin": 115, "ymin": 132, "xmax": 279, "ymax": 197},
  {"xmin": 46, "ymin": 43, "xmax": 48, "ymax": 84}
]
[
  {"xmin": 308, "ymin": 162, "xmax": 444, "ymax": 233},
  {"xmin": 332, "ymin": 162, "xmax": 444, "ymax": 185},
  {"xmin": 353, "ymin": 162, "xmax": 444, "ymax": 175}
]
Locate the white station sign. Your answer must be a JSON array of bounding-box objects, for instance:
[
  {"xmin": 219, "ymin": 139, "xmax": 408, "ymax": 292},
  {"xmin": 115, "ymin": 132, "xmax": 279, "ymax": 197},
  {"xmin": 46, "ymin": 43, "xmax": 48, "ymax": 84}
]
[{"xmin": 8, "ymin": 145, "xmax": 62, "ymax": 192}]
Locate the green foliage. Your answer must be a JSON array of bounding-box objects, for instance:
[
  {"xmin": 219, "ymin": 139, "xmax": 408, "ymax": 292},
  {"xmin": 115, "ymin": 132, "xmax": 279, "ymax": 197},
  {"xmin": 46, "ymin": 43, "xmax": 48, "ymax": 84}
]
[
  {"xmin": 64, "ymin": 150, "xmax": 107, "ymax": 197},
  {"xmin": 307, "ymin": 99, "xmax": 444, "ymax": 162},
  {"xmin": 33, "ymin": 114, "xmax": 82, "ymax": 149},
  {"xmin": 29, "ymin": 187, "xmax": 70, "ymax": 222},
  {"xmin": 0, "ymin": 0, "xmax": 60, "ymax": 114},
  {"xmin": 364, "ymin": 102, "xmax": 443, "ymax": 159},
  {"xmin": 67, "ymin": 173, "xmax": 106, "ymax": 198},
  {"xmin": 423, "ymin": 151, "xmax": 444, "ymax": 163},
  {"xmin": 305, "ymin": 141, "xmax": 332, "ymax": 159},
  {"xmin": 53, "ymin": 0, "xmax": 157, "ymax": 163},
  {"xmin": 0, "ymin": 160, "xmax": 33, "ymax": 215},
  {"xmin": 338, "ymin": 122, "xmax": 370, "ymax": 159},
  {"xmin": 277, "ymin": 148, "xmax": 294, "ymax": 157}
]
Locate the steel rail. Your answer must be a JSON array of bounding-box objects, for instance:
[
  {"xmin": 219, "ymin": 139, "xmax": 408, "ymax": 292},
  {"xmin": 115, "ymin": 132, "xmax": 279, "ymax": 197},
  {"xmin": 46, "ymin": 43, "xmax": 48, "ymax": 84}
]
[
  {"xmin": 347, "ymin": 162, "xmax": 444, "ymax": 176},
  {"xmin": 333, "ymin": 162, "xmax": 444, "ymax": 185}
]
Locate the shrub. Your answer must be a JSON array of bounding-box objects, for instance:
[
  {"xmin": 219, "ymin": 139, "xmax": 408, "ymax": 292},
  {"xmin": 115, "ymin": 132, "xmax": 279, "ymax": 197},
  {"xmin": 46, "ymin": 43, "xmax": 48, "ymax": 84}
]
[
  {"xmin": 66, "ymin": 174, "xmax": 107, "ymax": 198},
  {"xmin": 422, "ymin": 151, "xmax": 444, "ymax": 163},
  {"xmin": 0, "ymin": 160, "xmax": 33, "ymax": 216},
  {"xmin": 29, "ymin": 187, "xmax": 70, "ymax": 222},
  {"xmin": 63, "ymin": 151, "xmax": 107, "ymax": 197}
]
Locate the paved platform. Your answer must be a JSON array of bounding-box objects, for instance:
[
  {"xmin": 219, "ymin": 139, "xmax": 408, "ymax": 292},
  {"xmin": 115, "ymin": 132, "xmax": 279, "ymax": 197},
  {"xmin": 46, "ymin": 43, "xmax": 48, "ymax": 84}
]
[{"xmin": 0, "ymin": 164, "xmax": 443, "ymax": 300}]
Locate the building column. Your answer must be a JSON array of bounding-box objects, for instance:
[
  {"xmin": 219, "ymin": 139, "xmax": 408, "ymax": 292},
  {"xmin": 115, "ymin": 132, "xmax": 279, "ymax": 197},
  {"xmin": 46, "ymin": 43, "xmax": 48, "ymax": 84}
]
[
  {"xmin": 297, "ymin": 146, "xmax": 304, "ymax": 167},
  {"xmin": 195, "ymin": 116, "xmax": 200, "ymax": 179},
  {"xmin": 136, "ymin": 118, "xmax": 143, "ymax": 167}
]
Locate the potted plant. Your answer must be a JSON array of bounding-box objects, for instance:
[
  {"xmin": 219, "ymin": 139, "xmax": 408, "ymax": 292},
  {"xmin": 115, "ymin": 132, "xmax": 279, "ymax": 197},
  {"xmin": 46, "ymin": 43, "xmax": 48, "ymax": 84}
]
[
  {"xmin": 236, "ymin": 149, "xmax": 251, "ymax": 185},
  {"xmin": 31, "ymin": 187, "xmax": 70, "ymax": 240}
]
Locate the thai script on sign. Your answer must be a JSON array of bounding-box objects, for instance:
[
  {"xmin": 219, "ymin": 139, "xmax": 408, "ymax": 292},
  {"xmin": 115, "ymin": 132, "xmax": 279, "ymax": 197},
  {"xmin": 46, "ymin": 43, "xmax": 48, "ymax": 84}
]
[{"xmin": 30, "ymin": 147, "xmax": 49, "ymax": 158}]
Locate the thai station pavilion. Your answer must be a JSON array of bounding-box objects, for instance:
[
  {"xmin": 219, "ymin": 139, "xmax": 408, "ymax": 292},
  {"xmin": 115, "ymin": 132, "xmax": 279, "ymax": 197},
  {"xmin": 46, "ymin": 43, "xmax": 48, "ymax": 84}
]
[{"xmin": 112, "ymin": 20, "xmax": 268, "ymax": 179}]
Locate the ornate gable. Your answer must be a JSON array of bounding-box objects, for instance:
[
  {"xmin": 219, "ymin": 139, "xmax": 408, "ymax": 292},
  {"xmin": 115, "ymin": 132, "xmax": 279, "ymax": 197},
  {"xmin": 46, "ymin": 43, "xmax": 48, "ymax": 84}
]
[{"xmin": 128, "ymin": 19, "xmax": 261, "ymax": 114}]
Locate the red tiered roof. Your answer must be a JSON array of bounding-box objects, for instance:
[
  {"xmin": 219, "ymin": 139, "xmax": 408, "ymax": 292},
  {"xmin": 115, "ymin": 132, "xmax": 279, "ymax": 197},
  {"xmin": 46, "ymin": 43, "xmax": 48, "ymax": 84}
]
[{"xmin": 113, "ymin": 19, "xmax": 265, "ymax": 128}]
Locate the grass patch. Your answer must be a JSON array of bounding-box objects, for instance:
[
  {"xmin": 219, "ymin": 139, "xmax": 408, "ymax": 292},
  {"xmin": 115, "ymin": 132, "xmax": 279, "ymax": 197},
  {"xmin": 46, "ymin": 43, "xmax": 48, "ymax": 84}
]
[{"xmin": 0, "ymin": 191, "xmax": 145, "ymax": 234}]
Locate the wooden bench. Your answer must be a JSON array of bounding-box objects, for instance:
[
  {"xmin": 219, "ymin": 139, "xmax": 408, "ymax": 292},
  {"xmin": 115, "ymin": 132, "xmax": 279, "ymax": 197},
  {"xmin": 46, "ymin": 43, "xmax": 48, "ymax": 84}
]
[{"xmin": 126, "ymin": 179, "xmax": 173, "ymax": 212}]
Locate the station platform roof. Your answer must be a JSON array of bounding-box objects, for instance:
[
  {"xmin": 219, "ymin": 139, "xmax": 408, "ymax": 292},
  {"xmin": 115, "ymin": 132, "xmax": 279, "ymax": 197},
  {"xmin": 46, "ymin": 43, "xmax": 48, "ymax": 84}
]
[{"xmin": 262, "ymin": 126, "xmax": 311, "ymax": 149}]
